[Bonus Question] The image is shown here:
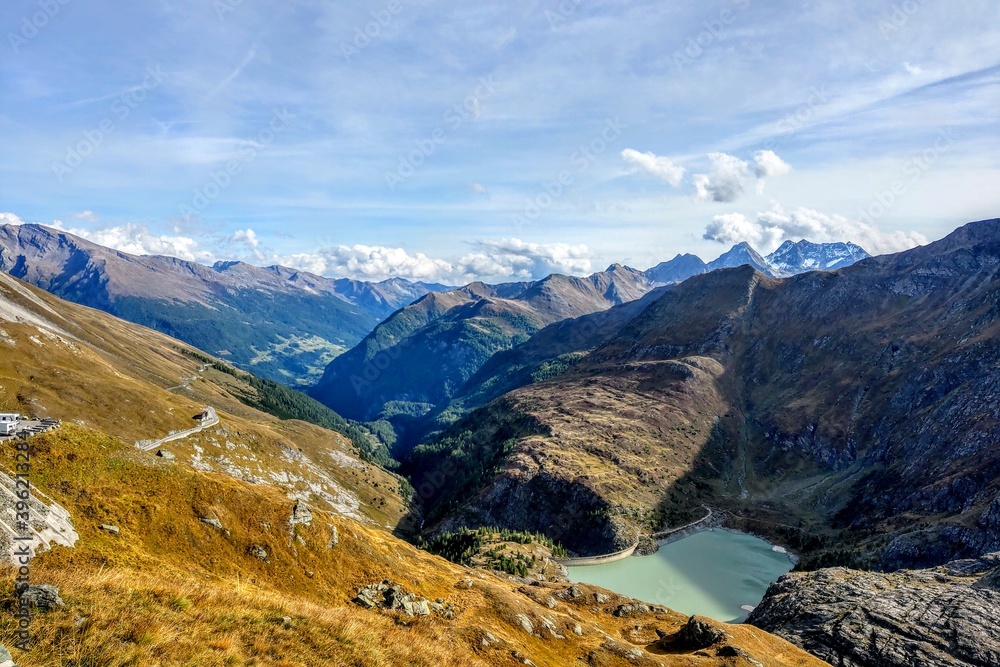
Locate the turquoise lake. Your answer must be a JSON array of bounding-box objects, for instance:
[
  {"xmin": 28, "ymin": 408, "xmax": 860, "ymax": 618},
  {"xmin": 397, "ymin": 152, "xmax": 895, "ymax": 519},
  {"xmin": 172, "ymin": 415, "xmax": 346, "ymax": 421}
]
[{"xmin": 567, "ymin": 529, "xmax": 794, "ymax": 622}]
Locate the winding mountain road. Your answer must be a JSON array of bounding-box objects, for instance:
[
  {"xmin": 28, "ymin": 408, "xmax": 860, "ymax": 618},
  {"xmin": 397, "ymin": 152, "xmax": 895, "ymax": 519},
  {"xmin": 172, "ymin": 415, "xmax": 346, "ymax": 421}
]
[{"xmin": 136, "ymin": 407, "xmax": 219, "ymax": 451}]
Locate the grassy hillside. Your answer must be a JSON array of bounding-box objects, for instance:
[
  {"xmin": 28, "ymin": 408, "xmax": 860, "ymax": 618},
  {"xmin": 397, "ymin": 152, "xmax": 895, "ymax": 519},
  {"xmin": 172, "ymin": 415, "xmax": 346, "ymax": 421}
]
[{"xmin": 0, "ymin": 271, "xmax": 824, "ymax": 666}]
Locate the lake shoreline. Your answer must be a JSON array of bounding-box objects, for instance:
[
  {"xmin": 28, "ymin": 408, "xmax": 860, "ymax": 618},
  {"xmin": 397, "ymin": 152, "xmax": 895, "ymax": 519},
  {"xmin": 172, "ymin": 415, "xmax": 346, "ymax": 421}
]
[
  {"xmin": 567, "ymin": 528, "xmax": 797, "ymax": 623},
  {"xmin": 638, "ymin": 508, "xmax": 801, "ymax": 567}
]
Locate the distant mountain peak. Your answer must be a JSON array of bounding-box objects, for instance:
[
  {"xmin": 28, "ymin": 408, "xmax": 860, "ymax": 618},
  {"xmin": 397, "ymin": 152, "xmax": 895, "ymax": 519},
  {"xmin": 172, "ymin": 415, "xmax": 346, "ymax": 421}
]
[
  {"xmin": 765, "ymin": 239, "xmax": 871, "ymax": 277},
  {"xmin": 707, "ymin": 242, "xmax": 771, "ymax": 274},
  {"xmin": 644, "ymin": 240, "xmax": 871, "ymax": 285}
]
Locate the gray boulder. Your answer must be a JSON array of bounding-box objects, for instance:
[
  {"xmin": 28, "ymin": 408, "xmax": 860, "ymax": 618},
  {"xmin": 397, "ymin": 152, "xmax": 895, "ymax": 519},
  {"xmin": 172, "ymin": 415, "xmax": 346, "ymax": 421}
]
[
  {"xmin": 748, "ymin": 552, "xmax": 1000, "ymax": 667},
  {"xmin": 0, "ymin": 644, "xmax": 16, "ymax": 667},
  {"xmin": 352, "ymin": 580, "xmax": 433, "ymax": 617},
  {"xmin": 20, "ymin": 584, "xmax": 64, "ymax": 611},
  {"xmin": 199, "ymin": 517, "xmax": 224, "ymax": 530},
  {"xmin": 674, "ymin": 615, "xmax": 726, "ymax": 649}
]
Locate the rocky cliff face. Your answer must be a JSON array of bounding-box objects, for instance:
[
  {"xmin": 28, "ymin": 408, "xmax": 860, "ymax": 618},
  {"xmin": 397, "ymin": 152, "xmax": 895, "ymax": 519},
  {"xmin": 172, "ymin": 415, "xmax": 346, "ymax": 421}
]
[{"xmin": 748, "ymin": 553, "xmax": 1000, "ymax": 667}]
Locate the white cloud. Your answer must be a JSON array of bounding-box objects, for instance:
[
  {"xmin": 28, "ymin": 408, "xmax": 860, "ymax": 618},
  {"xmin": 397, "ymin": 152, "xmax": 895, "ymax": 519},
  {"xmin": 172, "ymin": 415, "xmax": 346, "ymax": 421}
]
[
  {"xmin": 49, "ymin": 220, "xmax": 215, "ymax": 262},
  {"xmin": 458, "ymin": 239, "xmax": 592, "ymax": 280},
  {"xmin": 621, "ymin": 149, "xmax": 685, "ymax": 186},
  {"xmin": 703, "ymin": 205, "xmax": 927, "ymax": 254},
  {"xmin": 279, "ymin": 238, "xmax": 592, "ymax": 283},
  {"xmin": 753, "ymin": 150, "xmax": 792, "ymax": 178},
  {"xmin": 282, "ymin": 244, "xmax": 456, "ymax": 283},
  {"xmin": 621, "ymin": 150, "xmax": 792, "ymax": 201},
  {"xmin": 470, "ymin": 183, "xmax": 488, "ymax": 195},
  {"xmin": 0, "ymin": 212, "xmax": 25, "ymax": 226},
  {"xmin": 222, "ymin": 228, "xmax": 266, "ymax": 261},
  {"xmin": 703, "ymin": 212, "xmax": 785, "ymax": 252},
  {"xmin": 693, "ymin": 153, "xmax": 750, "ymax": 203},
  {"xmin": 4, "ymin": 211, "xmax": 595, "ymax": 284}
]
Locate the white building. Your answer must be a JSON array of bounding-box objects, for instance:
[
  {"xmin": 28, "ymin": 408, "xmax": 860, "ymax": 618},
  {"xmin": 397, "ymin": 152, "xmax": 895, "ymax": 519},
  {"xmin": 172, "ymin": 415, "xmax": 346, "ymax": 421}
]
[{"xmin": 0, "ymin": 413, "xmax": 20, "ymax": 435}]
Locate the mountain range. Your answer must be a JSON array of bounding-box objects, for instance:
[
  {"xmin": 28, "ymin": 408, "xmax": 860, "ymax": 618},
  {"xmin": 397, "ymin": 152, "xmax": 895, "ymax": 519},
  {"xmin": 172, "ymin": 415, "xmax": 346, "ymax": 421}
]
[
  {"xmin": 0, "ymin": 224, "xmax": 870, "ymax": 400},
  {"xmin": 309, "ymin": 263, "xmax": 656, "ymax": 431},
  {"xmin": 405, "ymin": 218, "xmax": 1000, "ymax": 576},
  {"xmin": 311, "ymin": 240, "xmax": 871, "ymax": 450},
  {"xmin": 0, "ymin": 223, "xmax": 448, "ymax": 385},
  {"xmin": 645, "ymin": 240, "xmax": 870, "ymax": 283},
  {"xmin": 0, "ymin": 246, "xmax": 821, "ymax": 667},
  {"xmin": 6, "ymin": 212, "xmax": 1000, "ymax": 666}
]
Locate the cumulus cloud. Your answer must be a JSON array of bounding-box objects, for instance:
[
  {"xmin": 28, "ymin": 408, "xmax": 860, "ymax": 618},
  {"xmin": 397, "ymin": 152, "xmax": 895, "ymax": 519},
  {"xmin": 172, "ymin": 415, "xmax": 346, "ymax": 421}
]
[
  {"xmin": 280, "ymin": 239, "xmax": 593, "ymax": 283},
  {"xmin": 282, "ymin": 245, "xmax": 456, "ymax": 283},
  {"xmin": 0, "ymin": 212, "xmax": 25, "ymax": 226},
  {"xmin": 703, "ymin": 206, "xmax": 927, "ymax": 254},
  {"xmin": 620, "ymin": 149, "xmax": 686, "ymax": 186},
  {"xmin": 3, "ymin": 210, "xmax": 594, "ymax": 284},
  {"xmin": 753, "ymin": 150, "xmax": 791, "ymax": 178},
  {"xmin": 221, "ymin": 228, "xmax": 266, "ymax": 261},
  {"xmin": 58, "ymin": 222, "xmax": 215, "ymax": 262},
  {"xmin": 620, "ymin": 150, "xmax": 791, "ymax": 201},
  {"xmin": 458, "ymin": 239, "xmax": 592, "ymax": 280},
  {"xmin": 693, "ymin": 153, "xmax": 751, "ymax": 202},
  {"xmin": 703, "ymin": 212, "xmax": 785, "ymax": 251}
]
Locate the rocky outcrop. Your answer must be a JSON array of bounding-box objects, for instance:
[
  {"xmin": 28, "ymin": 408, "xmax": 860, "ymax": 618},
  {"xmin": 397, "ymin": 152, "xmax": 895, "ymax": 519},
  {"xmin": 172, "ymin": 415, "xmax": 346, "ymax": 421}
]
[
  {"xmin": 353, "ymin": 580, "xmax": 453, "ymax": 618},
  {"xmin": 675, "ymin": 615, "xmax": 727, "ymax": 650},
  {"xmin": 0, "ymin": 643, "xmax": 18, "ymax": 667},
  {"xmin": 0, "ymin": 468, "xmax": 78, "ymax": 563},
  {"xmin": 747, "ymin": 552, "xmax": 1000, "ymax": 667},
  {"xmin": 19, "ymin": 584, "xmax": 64, "ymax": 612}
]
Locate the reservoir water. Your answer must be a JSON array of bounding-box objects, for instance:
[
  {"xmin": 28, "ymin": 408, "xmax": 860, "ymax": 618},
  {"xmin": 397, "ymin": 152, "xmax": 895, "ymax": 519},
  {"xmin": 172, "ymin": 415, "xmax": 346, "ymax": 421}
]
[{"xmin": 567, "ymin": 529, "xmax": 794, "ymax": 622}]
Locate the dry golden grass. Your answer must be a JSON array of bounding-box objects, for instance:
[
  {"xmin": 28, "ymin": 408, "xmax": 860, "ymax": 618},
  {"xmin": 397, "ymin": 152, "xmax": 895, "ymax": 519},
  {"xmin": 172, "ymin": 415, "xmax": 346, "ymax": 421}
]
[
  {"xmin": 0, "ymin": 422, "xmax": 827, "ymax": 667},
  {"xmin": 0, "ymin": 276, "xmax": 410, "ymax": 528},
  {"xmin": 0, "ymin": 272, "xmax": 828, "ymax": 666}
]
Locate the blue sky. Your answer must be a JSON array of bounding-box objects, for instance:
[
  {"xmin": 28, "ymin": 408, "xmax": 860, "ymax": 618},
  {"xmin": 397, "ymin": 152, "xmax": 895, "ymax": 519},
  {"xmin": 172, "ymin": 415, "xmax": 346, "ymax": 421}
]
[{"xmin": 1, "ymin": 0, "xmax": 998, "ymax": 282}]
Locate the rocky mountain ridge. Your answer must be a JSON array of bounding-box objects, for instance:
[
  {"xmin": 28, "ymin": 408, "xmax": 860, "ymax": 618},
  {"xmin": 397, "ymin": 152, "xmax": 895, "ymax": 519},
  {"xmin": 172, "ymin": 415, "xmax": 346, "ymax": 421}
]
[
  {"xmin": 644, "ymin": 240, "xmax": 870, "ymax": 284},
  {"xmin": 406, "ymin": 218, "xmax": 1000, "ymax": 572},
  {"xmin": 309, "ymin": 263, "xmax": 657, "ymax": 430},
  {"xmin": 312, "ymin": 240, "xmax": 871, "ymax": 451}
]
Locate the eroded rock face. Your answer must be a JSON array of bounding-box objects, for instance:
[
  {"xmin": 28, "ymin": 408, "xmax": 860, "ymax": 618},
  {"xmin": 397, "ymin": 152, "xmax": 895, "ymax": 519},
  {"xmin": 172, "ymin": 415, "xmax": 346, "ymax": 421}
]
[{"xmin": 748, "ymin": 553, "xmax": 1000, "ymax": 667}]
